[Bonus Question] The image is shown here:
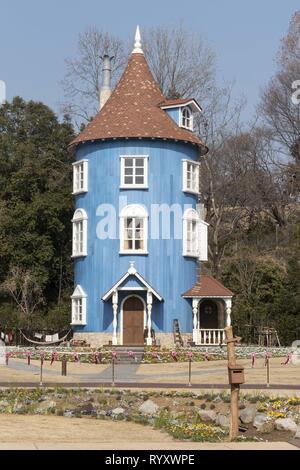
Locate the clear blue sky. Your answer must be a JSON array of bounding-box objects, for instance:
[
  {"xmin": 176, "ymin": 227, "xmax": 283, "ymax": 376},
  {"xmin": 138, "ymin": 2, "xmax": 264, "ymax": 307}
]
[{"xmin": 0, "ymin": 0, "xmax": 299, "ymax": 120}]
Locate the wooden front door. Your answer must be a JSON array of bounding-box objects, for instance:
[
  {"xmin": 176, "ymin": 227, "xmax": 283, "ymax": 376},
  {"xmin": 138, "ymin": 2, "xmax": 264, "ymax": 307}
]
[
  {"xmin": 200, "ymin": 300, "xmax": 219, "ymax": 329},
  {"xmin": 123, "ymin": 297, "xmax": 144, "ymax": 345}
]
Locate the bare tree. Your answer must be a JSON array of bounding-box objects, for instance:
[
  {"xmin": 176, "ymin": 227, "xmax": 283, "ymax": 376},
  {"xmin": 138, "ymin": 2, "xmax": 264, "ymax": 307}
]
[
  {"xmin": 61, "ymin": 27, "xmax": 127, "ymax": 125},
  {"xmin": 260, "ymin": 12, "xmax": 300, "ymax": 164},
  {"xmin": 61, "ymin": 23, "xmax": 216, "ymax": 125},
  {"xmin": 196, "ymin": 83, "xmax": 247, "ymax": 276},
  {"xmin": 143, "ymin": 23, "xmax": 216, "ymax": 102},
  {"xmin": 1, "ymin": 266, "xmax": 44, "ymax": 325}
]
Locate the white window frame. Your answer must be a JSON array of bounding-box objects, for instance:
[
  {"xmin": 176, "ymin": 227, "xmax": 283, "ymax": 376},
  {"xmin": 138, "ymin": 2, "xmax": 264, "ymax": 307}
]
[
  {"xmin": 182, "ymin": 160, "xmax": 200, "ymax": 194},
  {"xmin": 72, "ymin": 209, "xmax": 88, "ymax": 258},
  {"xmin": 71, "ymin": 285, "xmax": 87, "ymax": 325},
  {"xmin": 120, "ymin": 155, "xmax": 149, "ymax": 189},
  {"xmin": 119, "ymin": 204, "xmax": 148, "ymax": 255},
  {"xmin": 180, "ymin": 106, "xmax": 193, "ymax": 131},
  {"xmin": 183, "ymin": 208, "xmax": 200, "ymax": 258},
  {"xmin": 72, "ymin": 160, "xmax": 88, "ymax": 194}
]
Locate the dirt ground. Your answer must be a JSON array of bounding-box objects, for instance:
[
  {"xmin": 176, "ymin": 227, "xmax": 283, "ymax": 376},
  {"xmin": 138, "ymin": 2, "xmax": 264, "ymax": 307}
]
[
  {"xmin": 0, "ymin": 415, "xmax": 297, "ymax": 450},
  {"xmin": 1, "ymin": 357, "xmax": 300, "ymax": 394}
]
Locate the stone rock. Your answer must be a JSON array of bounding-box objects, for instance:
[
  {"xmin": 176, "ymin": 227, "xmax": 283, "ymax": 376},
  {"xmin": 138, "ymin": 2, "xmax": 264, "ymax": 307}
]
[
  {"xmin": 216, "ymin": 414, "xmax": 230, "ymax": 428},
  {"xmin": 12, "ymin": 403, "xmax": 24, "ymax": 414},
  {"xmin": 139, "ymin": 400, "xmax": 159, "ymax": 415},
  {"xmin": 212, "ymin": 395, "xmax": 222, "ymax": 403},
  {"xmin": 24, "ymin": 399, "xmax": 33, "ymax": 406},
  {"xmin": 38, "ymin": 400, "xmax": 56, "ymax": 409},
  {"xmin": 55, "ymin": 393, "xmax": 67, "ymax": 399},
  {"xmin": 294, "ymin": 427, "xmax": 300, "ymax": 439},
  {"xmin": 239, "ymin": 407, "xmax": 257, "ymax": 424},
  {"xmin": 253, "ymin": 414, "xmax": 274, "ymax": 434},
  {"xmin": 63, "ymin": 410, "xmax": 75, "ymax": 418},
  {"xmin": 275, "ymin": 418, "xmax": 297, "ymax": 433},
  {"xmin": 0, "ymin": 400, "xmax": 9, "ymax": 408},
  {"xmin": 77, "ymin": 402, "xmax": 95, "ymax": 415},
  {"xmin": 38, "ymin": 396, "xmax": 47, "ymax": 403},
  {"xmin": 112, "ymin": 407, "xmax": 125, "ymax": 416},
  {"xmin": 197, "ymin": 409, "xmax": 216, "ymax": 423}
]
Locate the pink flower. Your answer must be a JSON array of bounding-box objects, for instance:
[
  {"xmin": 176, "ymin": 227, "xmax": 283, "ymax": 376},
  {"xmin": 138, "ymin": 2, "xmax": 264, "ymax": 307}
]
[
  {"xmin": 128, "ymin": 351, "xmax": 135, "ymax": 359},
  {"xmin": 5, "ymin": 352, "xmax": 11, "ymax": 365},
  {"xmin": 39, "ymin": 351, "xmax": 45, "ymax": 366},
  {"xmin": 204, "ymin": 352, "xmax": 210, "ymax": 361},
  {"xmin": 26, "ymin": 351, "xmax": 31, "ymax": 366},
  {"xmin": 281, "ymin": 353, "xmax": 292, "ymax": 365},
  {"xmin": 95, "ymin": 352, "xmax": 101, "ymax": 364},
  {"xmin": 187, "ymin": 351, "xmax": 193, "ymax": 360},
  {"xmin": 171, "ymin": 351, "xmax": 178, "ymax": 362},
  {"xmin": 264, "ymin": 351, "xmax": 272, "ymax": 366},
  {"xmin": 150, "ymin": 352, "xmax": 161, "ymax": 361},
  {"xmin": 111, "ymin": 351, "xmax": 117, "ymax": 359},
  {"xmin": 72, "ymin": 352, "xmax": 80, "ymax": 363},
  {"xmin": 50, "ymin": 352, "xmax": 58, "ymax": 365}
]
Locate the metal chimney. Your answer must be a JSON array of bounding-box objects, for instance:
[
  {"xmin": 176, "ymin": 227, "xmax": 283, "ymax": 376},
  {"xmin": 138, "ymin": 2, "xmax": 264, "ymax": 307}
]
[{"xmin": 99, "ymin": 55, "xmax": 114, "ymax": 110}]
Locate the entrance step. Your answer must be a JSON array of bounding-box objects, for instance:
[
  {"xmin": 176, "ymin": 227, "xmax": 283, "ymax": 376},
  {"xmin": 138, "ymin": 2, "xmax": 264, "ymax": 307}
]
[{"xmin": 105, "ymin": 346, "xmax": 145, "ymax": 364}]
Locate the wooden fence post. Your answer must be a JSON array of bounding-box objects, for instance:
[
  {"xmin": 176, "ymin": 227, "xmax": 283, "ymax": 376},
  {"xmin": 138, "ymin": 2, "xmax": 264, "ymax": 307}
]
[{"xmin": 225, "ymin": 326, "xmax": 244, "ymax": 441}]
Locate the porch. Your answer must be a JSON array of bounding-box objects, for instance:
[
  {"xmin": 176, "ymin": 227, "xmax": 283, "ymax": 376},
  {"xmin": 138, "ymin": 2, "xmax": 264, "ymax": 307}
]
[
  {"xmin": 183, "ymin": 275, "xmax": 234, "ymax": 346},
  {"xmin": 101, "ymin": 262, "xmax": 163, "ymax": 346}
]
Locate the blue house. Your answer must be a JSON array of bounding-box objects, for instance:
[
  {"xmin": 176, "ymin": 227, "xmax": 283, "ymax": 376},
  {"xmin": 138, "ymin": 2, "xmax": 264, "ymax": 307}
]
[{"xmin": 70, "ymin": 27, "xmax": 233, "ymax": 348}]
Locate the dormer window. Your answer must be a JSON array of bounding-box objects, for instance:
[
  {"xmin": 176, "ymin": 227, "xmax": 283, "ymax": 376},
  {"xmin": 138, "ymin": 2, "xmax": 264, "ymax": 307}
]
[{"xmin": 181, "ymin": 107, "xmax": 193, "ymax": 131}]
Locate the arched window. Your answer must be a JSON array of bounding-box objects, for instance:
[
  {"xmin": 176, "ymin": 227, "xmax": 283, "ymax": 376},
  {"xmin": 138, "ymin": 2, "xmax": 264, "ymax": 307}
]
[
  {"xmin": 183, "ymin": 208, "xmax": 200, "ymax": 257},
  {"xmin": 120, "ymin": 205, "xmax": 148, "ymax": 254},
  {"xmin": 71, "ymin": 285, "xmax": 87, "ymax": 325},
  {"xmin": 181, "ymin": 106, "xmax": 193, "ymax": 130},
  {"xmin": 72, "ymin": 209, "xmax": 88, "ymax": 257}
]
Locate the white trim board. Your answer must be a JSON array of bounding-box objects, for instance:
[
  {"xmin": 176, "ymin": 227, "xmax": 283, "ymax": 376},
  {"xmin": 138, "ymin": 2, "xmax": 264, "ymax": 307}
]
[{"xmin": 102, "ymin": 270, "xmax": 162, "ymax": 302}]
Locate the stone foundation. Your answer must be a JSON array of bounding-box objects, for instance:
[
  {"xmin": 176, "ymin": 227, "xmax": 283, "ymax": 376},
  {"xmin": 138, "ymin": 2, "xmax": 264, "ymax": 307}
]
[
  {"xmin": 155, "ymin": 333, "xmax": 192, "ymax": 348},
  {"xmin": 73, "ymin": 332, "xmax": 192, "ymax": 348},
  {"xmin": 73, "ymin": 332, "xmax": 113, "ymax": 348}
]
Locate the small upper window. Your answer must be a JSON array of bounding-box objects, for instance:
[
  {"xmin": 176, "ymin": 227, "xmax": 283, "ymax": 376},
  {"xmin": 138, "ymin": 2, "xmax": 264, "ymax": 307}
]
[
  {"xmin": 181, "ymin": 107, "xmax": 193, "ymax": 130},
  {"xmin": 183, "ymin": 160, "xmax": 200, "ymax": 194},
  {"xmin": 120, "ymin": 156, "xmax": 148, "ymax": 188},
  {"xmin": 73, "ymin": 160, "xmax": 88, "ymax": 194}
]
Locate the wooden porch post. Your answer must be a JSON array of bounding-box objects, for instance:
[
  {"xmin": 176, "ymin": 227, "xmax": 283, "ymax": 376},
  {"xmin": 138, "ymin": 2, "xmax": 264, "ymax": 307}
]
[
  {"xmin": 192, "ymin": 298, "xmax": 199, "ymax": 343},
  {"xmin": 112, "ymin": 290, "xmax": 118, "ymax": 346},
  {"xmin": 146, "ymin": 291, "xmax": 153, "ymax": 346},
  {"xmin": 225, "ymin": 298, "xmax": 232, "ymax": 327}
]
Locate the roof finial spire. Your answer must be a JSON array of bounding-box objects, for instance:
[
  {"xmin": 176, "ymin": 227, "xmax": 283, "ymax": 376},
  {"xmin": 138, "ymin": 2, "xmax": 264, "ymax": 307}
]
[{"xmin": 132, "ymin": 25, "xmax": 143, "ymax": 54}]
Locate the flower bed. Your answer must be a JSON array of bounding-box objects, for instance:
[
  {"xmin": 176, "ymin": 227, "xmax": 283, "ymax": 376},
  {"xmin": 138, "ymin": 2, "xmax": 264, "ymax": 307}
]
[
  {"xmin": 4, "ymin": 344, "xmax": 293, "ymax": 365},
  {"xmin": 0, "ymin": 388, "xmax": 299, "ymax": 442}
]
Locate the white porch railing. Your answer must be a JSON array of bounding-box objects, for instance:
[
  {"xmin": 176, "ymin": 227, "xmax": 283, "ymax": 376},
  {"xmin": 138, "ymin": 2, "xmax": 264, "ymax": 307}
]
[{"xmin": 194, "ymin": 329, "xmax": 226, "ymax": 346}]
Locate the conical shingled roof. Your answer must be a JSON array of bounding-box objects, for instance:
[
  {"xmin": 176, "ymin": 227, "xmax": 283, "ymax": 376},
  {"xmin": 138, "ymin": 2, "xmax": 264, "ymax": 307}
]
[{"xmin": 70, "ymin": 53, "xmax": 208, "ymax": 154}]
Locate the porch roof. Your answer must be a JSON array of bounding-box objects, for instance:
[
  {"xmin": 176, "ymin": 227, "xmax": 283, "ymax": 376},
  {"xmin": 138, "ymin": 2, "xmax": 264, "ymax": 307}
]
[
  {"xmin": 182, "ymin": 275, "xmax": 233, "ymax": 298},
  {"xmin": 102, "ymin": 262, "xmax": 163, "ymax": 302}
]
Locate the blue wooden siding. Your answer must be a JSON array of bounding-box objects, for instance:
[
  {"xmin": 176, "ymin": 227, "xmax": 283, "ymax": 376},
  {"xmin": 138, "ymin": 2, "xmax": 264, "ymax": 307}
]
[
  {"xmin": 165, "ymin": 108, "xmax": 180, "ymax": 126},
  {"xmin": 73, "ymin": 139, "xmax": 199, "ymax": 334}
]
